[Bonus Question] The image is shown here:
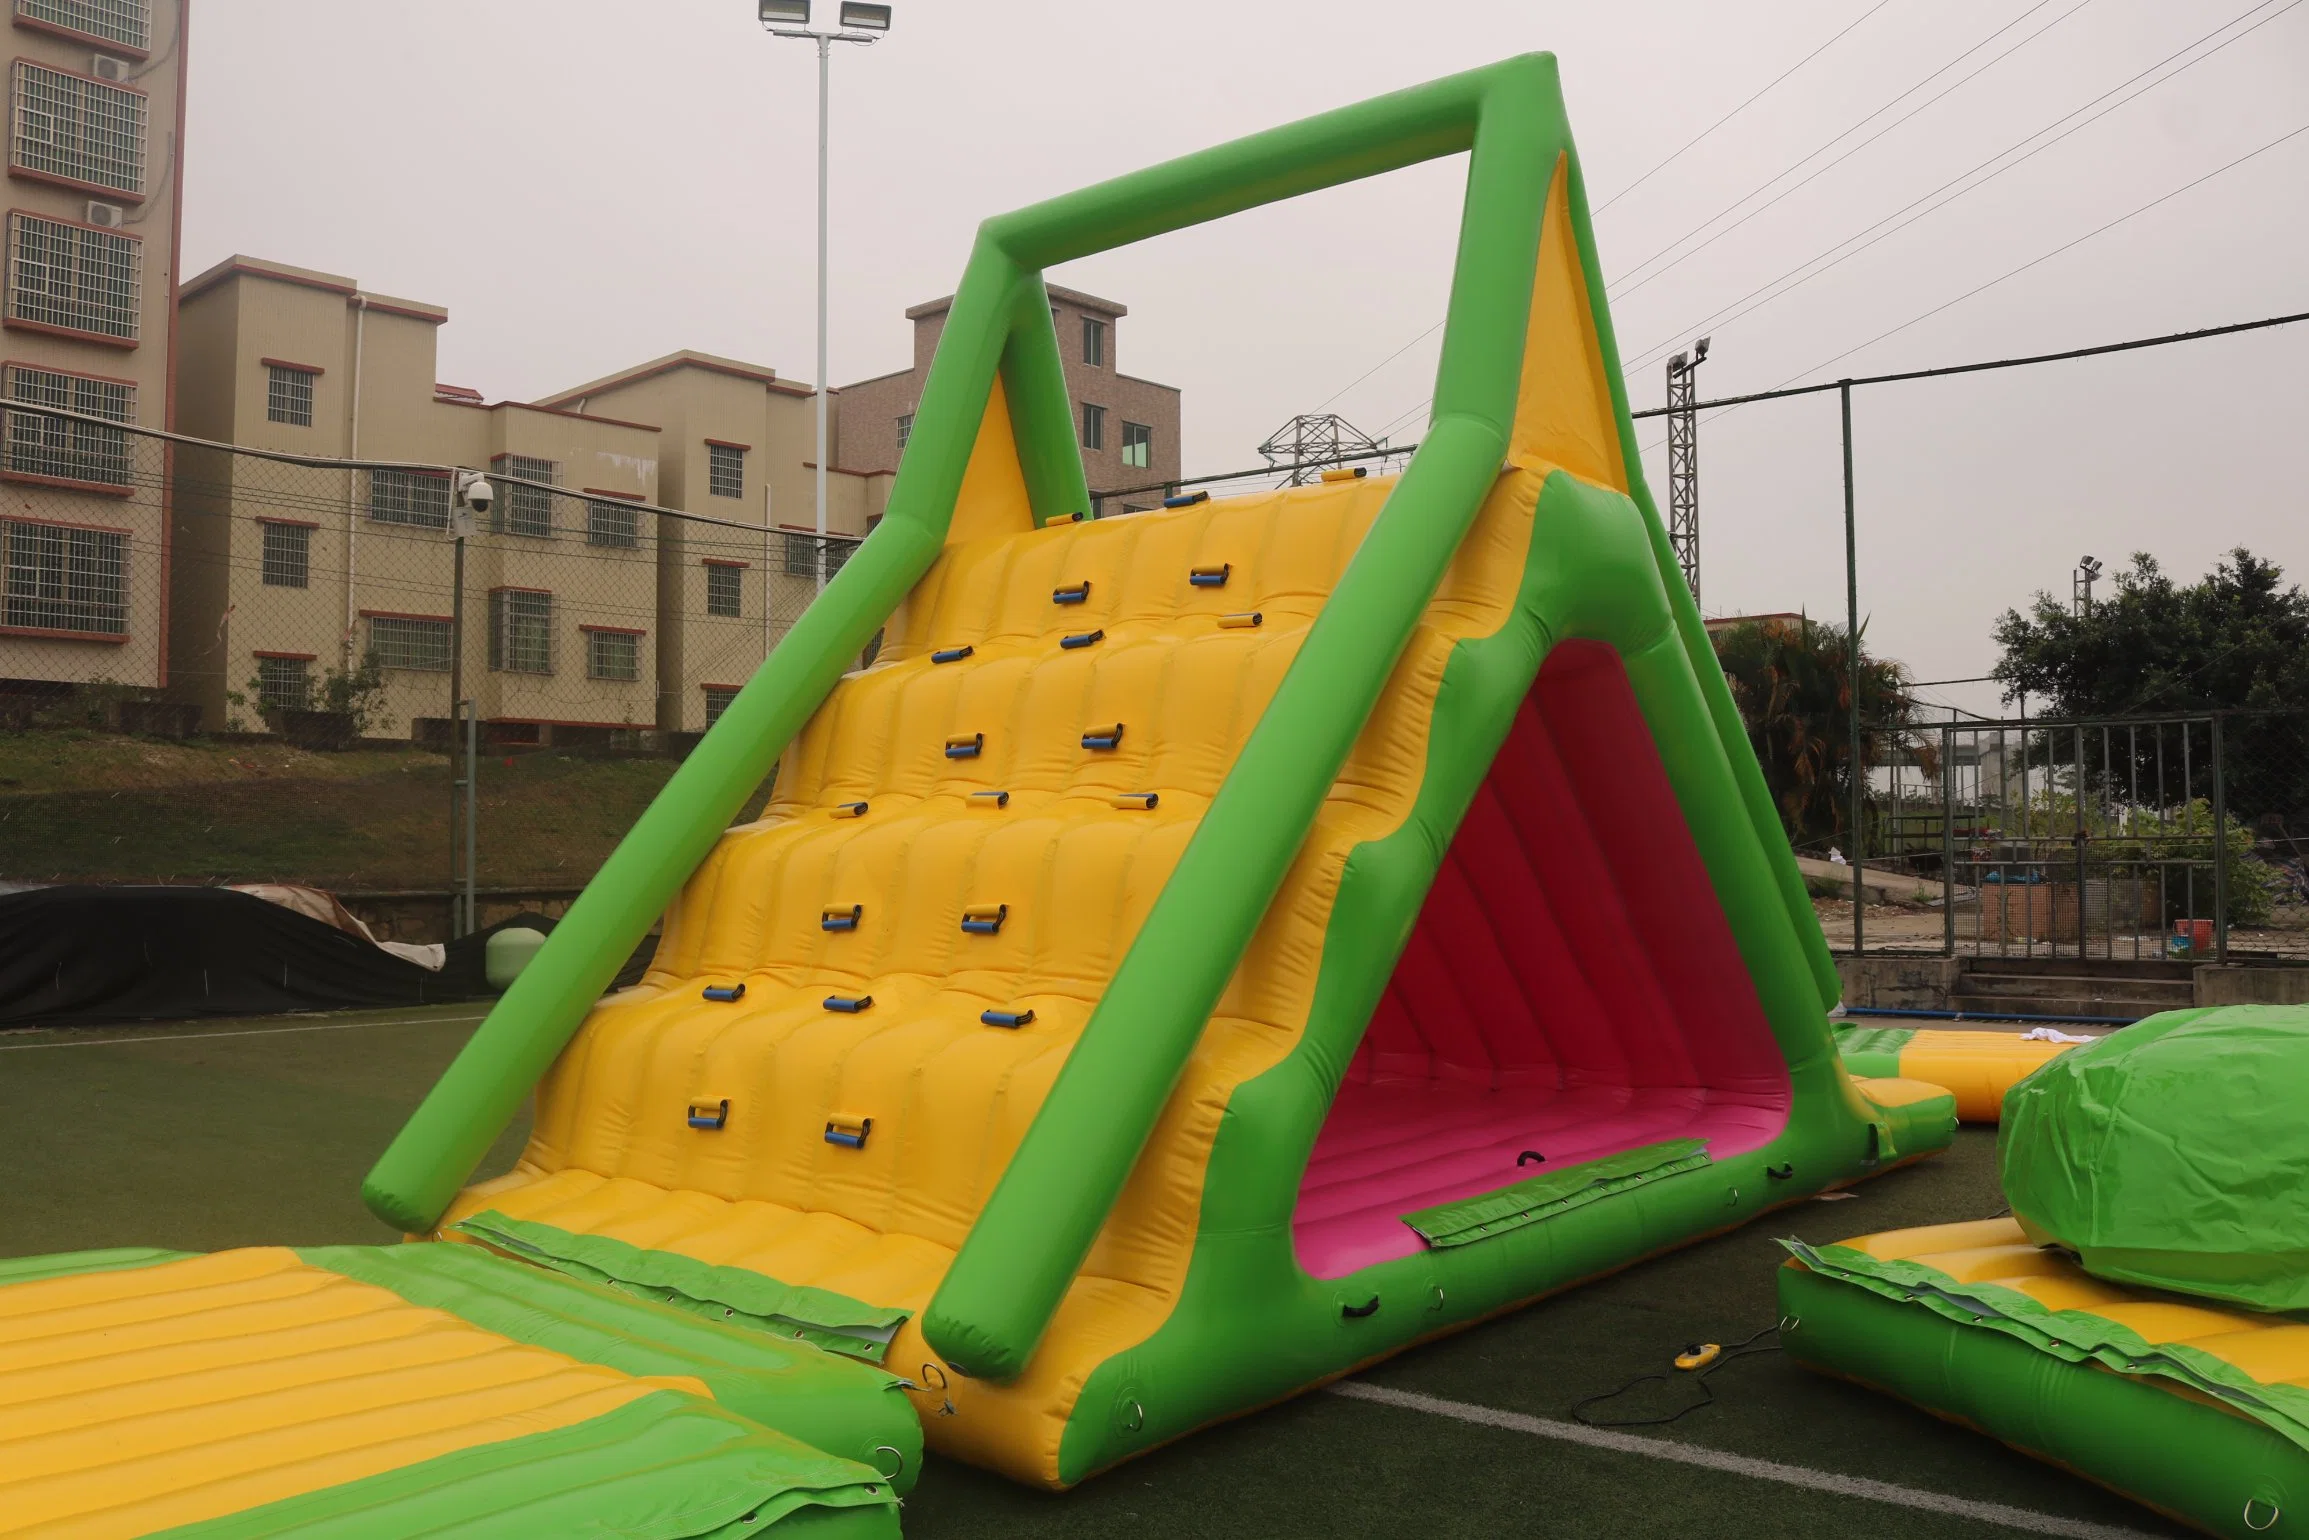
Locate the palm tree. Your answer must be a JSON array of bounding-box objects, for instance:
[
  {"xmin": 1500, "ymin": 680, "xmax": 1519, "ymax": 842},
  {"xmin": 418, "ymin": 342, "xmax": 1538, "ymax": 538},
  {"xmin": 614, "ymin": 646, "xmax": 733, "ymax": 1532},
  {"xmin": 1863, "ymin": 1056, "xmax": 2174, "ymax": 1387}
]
[{"xmin": 1710, "ymin": 616, "xmax": 1924, "ymax": 854}]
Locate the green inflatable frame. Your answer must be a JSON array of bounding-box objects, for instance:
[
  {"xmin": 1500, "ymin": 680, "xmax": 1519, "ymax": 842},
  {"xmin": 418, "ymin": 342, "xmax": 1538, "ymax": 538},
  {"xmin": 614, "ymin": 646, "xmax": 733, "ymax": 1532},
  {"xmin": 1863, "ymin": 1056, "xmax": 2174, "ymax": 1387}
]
[{"xmin": 368, "ymin": 53, "xmax": 1940, "ymax": 1481}]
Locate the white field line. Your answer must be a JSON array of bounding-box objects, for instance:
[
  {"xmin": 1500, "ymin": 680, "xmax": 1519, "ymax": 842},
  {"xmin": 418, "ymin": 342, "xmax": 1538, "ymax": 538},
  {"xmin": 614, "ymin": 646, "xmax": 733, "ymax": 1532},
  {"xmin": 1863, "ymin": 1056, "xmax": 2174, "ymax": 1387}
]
[
  {"xmin": 0, "ymin": 1013, "xmax": 487, "ymax": 1051},
  {"xmin": 1329, "ymin": 1381, "xmax": 2162, "ymax": 1540}
]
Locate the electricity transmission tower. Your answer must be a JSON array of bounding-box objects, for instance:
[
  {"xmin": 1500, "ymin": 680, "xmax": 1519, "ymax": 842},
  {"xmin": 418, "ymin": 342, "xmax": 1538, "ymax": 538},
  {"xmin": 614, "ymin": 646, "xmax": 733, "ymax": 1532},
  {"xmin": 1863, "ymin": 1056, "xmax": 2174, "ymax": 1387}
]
[
  {"xmin": 1257, "ymin": 414, "xmax": 1386, "ymax": 484},
  {"xmin": 1664, "ymin": 337, "xmax": 1709, "ymax": 605}
]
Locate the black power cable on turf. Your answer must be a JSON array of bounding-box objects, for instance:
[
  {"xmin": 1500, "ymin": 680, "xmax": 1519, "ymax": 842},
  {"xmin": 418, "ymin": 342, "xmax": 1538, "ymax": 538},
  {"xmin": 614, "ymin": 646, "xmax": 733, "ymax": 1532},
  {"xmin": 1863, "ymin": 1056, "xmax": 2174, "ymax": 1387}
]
[{"xmin": 1570, "ymin": 1321, "xmax": 1785, "ymax": 1428}]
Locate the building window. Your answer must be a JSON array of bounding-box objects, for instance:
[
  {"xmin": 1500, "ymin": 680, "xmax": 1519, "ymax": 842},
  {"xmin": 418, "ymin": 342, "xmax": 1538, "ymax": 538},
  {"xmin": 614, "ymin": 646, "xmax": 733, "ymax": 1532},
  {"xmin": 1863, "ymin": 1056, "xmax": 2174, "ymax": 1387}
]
[
  {"xmin": 259, "ymin": 521, "xmax": 310, "ymax": 588},
  {"xmin": 584, "ymin": 627, "xmax": 640, "ymax": 682},
  {"xmin": 488, "ymin": 588, "xmax": 553, "ymax": 674},
  {"xmin": 3, "ymin": 365, "xmax": 132, "ymax": 485},
  {"xmin": 586, "ymin": 497, "xmax": 639, "ymax": 548},
  {"xmin": 368, "ymin": 468, "xmax": 450, "ymax": 528},
  {"xmin": 265, "ymin": 364, "xmax": 314, "ymax": 427},
  {"xmin": 1, "ymin": 516, "xmax": 123, "ymax": 633},
  {"xmin": 707, "ymin": 442, "xmax": 745, "ymax": 499},
  {"xmin": 1082, "ymin": 315, "xmax": 1106, "ymax": 368},
  {"xmin": 782, "ymin": 533, "xmax": 853, "ymax": 580},
  {"xmin": 705, "ymin": 561, "xmax": 743, "ymax": 618},
  {"xmin": 1080, "ymin": 402, "xmax": 1105, "ymax": 452},
  {"xmin": 10, "ymin": 61, "xmax": 147, "ymax": 196},
  {"xmin": 489, "ymin": 454, "xmax": 557, "ymax": 537},
  {"xmin": 368, "ymin": 614, "xmax": 450, "ymax": 671},
  {"xmin": 895, "ymin": 412, "xmax": 913, "ymax": 451},
  {"xmin": 14, "ymin": 0, "xmax": 151, "ymax": 50},
  {"xmin": 1122, "ymin": 421, "xmax": 1152, "ymax": 470},
  {"xmin": 7, "ymin": 212, "xmax": 139, "ymax": 341},
  {"xmin": 703, "ymin": 685, "xmax": 740, "ymax": 726},
  {"xmin": 255, "ymin": 655, "xmax": 310, "ymax": 712}
]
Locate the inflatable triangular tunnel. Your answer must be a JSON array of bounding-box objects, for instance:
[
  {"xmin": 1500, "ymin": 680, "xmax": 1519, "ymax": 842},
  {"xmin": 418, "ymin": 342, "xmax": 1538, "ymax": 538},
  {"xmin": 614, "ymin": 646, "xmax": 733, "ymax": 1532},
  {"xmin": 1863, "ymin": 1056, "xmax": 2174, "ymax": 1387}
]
[{"xmin": 354, "ymin": 53, "xmax": 1954, "ymax": 1489}]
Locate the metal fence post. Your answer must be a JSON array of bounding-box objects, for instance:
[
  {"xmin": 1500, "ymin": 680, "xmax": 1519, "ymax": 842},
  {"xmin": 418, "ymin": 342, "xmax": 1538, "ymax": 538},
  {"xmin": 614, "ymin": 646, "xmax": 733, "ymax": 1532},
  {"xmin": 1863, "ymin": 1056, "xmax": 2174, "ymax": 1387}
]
[
  {"xmin": 2212, "ymin": 711, "xmax": 2229, "ymax": 963},
  {"xmin": 1942, "ymin": 721, "xmax": 1957, "ymax": 956},
  {"xmin": 1841, "ymin": 380, "xmax": 1862, "ymax": 957}
]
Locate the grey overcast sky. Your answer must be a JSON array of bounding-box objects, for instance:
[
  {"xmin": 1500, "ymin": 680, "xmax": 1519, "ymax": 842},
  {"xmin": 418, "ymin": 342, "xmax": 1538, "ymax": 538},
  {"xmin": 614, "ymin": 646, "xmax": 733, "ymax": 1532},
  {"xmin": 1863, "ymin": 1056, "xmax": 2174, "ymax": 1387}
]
[{"xmin": 183, "ymin": 1, "xmax": 2309, "ymax": 717}]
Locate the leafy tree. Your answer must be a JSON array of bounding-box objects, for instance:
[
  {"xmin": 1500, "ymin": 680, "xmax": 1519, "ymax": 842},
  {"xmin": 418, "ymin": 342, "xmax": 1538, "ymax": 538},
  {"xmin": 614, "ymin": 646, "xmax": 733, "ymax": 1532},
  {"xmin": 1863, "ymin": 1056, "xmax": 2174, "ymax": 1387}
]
[
  {"xmin": 1992, "ymin": 549, "xmax": 2309, "ymax": 828},
  {"xmin": 1711, "ymin": 616, "xmax": 1923, "ymax": 853}
]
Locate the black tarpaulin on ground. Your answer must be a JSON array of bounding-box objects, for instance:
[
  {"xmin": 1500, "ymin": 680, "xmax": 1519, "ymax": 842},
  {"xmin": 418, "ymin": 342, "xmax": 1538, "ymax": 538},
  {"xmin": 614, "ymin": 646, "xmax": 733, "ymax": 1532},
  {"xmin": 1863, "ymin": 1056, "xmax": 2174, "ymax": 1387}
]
[{"xmin": 0, "ymin": 888, "xmax": 658, "ymax": 1028}]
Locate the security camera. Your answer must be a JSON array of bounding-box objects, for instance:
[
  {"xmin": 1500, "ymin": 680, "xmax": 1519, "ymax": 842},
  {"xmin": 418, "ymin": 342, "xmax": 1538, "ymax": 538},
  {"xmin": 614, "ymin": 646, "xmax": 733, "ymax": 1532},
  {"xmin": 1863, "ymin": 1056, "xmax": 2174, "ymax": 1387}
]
[{"xmin": 456, "ymin": 471, "xmax": 494, "ymax": 514}]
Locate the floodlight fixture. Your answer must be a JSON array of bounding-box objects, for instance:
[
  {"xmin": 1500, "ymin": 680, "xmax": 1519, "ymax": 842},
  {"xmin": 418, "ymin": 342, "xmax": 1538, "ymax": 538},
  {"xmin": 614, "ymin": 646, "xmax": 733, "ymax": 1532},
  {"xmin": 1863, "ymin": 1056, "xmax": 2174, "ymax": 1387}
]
[
  {"xmin": 1691, "ymin": 335, "xmax": 1711, "ymax": 364},
  {"xmin": 839, "ymin": 2, "xmax": 893, "ymax": 31},
  {"xmin": 760, "ymin": 0, "xmax": 811, "ymax": 29},
  {"xmin": 1667, "ymin": 351, "xmax": 1687, "ymax": 373},
  {"xmin": 2079, "ymin": 554, "xmax": 2103, "ymax": 575}
]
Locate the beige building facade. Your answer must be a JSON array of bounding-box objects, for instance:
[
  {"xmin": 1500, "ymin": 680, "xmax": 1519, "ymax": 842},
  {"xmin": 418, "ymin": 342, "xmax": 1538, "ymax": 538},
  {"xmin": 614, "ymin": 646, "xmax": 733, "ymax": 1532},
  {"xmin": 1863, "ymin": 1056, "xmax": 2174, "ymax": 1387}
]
[
  {"xmin": 534, "ymin": 351, "xmax": 891, "ymax": 735},
  {"xmin": 171, "ymin": 257, "xmax": 661, "ymax": 741},
  {"xmin": 0, "ymin": 0, "xmax": 189, "ymax": 691},
  {"xmin": 835, "ymin": 284, "xmax": 1181, "ymax": 513}
]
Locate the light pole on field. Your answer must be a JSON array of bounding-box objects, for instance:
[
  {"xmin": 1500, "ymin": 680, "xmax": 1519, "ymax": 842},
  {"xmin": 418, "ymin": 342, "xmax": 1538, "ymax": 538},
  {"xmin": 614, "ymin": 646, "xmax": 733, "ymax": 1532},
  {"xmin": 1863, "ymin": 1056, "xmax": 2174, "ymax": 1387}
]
[{"xmin": 758, "ymin": 0, "xmax": 892, "ymax": 590}]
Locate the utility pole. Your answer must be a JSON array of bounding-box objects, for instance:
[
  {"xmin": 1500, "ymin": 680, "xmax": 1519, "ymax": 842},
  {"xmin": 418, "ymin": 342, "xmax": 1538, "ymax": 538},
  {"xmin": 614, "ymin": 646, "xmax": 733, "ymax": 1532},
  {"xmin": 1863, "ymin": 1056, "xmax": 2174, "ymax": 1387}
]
[
  {"xmin": 449, "ymin": 472, "xmax": 491, "ymax": 939},
  {"xmin": 1842, "ymin": 380, "xmax": 1862, "ymax": 960},
  {"xmin": 1665, "ymin": 336, "xmax": 1708, "ymax": 605},
  {"xmin": 1255, "ymin": 413, "xmax": 1387, "ymax": 485}
]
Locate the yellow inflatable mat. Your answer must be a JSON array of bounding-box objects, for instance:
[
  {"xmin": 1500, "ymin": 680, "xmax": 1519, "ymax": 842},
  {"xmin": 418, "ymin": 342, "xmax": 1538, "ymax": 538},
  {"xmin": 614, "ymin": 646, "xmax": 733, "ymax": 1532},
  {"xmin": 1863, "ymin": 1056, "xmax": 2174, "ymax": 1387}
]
[
  {"xmin": 1833, "ymin": 1026, "xmax": 2079, "ymax": 1122},
  {"xmin": 0, "ymin": 1244, "xmax": 909, "ymax": 1539},
  {"xmin": 1781, "ymin": 1217, "xmax": 2309, "ymax": 1537}
]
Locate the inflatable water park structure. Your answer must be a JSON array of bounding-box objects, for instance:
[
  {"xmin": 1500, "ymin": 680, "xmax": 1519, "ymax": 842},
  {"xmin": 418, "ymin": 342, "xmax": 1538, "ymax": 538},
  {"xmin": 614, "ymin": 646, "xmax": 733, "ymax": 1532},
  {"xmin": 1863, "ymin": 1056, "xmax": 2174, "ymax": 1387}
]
[{"xmin": 17, "ymin": 51, "xmax": 2269, "ymax": 1539}]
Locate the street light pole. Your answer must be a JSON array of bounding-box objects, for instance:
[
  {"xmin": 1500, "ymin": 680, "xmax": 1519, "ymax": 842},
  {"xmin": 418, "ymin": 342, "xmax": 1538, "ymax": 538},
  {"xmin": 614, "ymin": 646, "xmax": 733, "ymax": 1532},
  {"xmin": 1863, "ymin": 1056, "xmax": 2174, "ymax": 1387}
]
[{"xmin": 760, "ymin": 1, "xmax": 891, "ymax": 590}]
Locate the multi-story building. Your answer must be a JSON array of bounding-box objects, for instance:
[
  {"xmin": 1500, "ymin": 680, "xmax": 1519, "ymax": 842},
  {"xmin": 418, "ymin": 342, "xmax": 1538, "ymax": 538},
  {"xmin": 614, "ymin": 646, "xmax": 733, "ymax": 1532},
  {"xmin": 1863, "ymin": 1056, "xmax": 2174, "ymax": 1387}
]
[
  {"xmin": 533, "ymin": 350, "xmax": 891, "ymax": 735},
  {"xmin": 171, "ymin": 256, "xmax": 662, "ymax": 742},
  {"xmin": 0, "ymin": 0, "xmax": 189, "ymax": 693},
  {"xmin": 165, "ymin": 257, "xmax": 1183, "ymax": 743},
  {"xmin": 835, "ymin": 284, "xmax": 1180, "ymax": 513}
]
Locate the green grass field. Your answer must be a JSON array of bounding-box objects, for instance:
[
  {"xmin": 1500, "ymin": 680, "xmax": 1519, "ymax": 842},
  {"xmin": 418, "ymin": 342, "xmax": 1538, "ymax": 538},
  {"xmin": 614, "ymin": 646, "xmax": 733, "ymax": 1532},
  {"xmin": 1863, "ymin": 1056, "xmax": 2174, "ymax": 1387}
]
[{"xmin": 0, "ymin": 1005, "xmax": 2184, "ymax": 1538}]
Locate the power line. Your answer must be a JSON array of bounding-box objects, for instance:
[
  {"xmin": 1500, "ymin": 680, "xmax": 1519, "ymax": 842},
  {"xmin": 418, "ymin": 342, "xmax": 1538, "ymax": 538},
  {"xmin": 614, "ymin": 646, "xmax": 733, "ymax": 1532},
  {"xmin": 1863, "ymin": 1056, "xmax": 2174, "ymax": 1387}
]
[
  {"xmin": 1593, "ymin": 0, "xmax": 1901, "ymax": 215},
  {"xmin": 1608, "ymin": 0, "xmax": 2091, "ymax": 299},
  {"xmin": 1615, "ymin": 0, "xmax": 2303, "ymax": 378}
]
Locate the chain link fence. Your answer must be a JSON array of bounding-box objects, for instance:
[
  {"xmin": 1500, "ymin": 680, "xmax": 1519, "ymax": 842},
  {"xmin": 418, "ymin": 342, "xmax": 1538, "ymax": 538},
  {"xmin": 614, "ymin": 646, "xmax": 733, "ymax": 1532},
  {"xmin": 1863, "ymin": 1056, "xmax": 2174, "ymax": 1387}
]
[{"xmin": 0, "ymin": 405, "xmax": 859, "ymax": 937}]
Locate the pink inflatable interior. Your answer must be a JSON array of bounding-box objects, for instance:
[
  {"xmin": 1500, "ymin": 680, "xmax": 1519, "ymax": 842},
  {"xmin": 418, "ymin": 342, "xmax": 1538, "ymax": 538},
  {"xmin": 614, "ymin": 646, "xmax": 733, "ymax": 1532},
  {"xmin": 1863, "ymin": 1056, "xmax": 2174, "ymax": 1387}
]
[{"xmin": 1292, "ymin": 642, "xmax": 1793, "ymax": 1278}]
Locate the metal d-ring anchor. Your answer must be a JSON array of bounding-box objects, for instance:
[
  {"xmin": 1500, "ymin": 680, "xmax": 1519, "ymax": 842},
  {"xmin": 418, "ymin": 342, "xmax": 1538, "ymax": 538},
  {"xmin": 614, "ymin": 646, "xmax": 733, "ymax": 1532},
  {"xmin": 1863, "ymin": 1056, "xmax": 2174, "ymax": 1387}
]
[
  {"xmin": 1427, "ymin": 1285, "xmax": 1447, "ymax": 1313},
  {"xmin": 921, "ymin": 1362, "xmax": 949, "ymax": 1392},
  {"xmin": 872, "ymin": 1445, "xmax": 906, "ymax": 1482},
  {"xmin": 1122, "ymin": 1398, "xmax": 1145, "ymax": 1432},
  {"xmin": 2245, "ymin": 1498, "xmax": 2281, "ymax": 1531}
]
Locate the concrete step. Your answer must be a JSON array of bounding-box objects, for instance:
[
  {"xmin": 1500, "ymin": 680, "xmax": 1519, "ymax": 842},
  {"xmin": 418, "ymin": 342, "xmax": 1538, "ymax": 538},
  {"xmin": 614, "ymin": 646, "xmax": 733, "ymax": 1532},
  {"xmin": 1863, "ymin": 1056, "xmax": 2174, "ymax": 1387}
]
[
  {"xmin": 1947, "ymin": 992, "xmax": 2163, "ymax": 1023},
  {"xmin": 1957, "ymin": 971, "xmax": 2195, "ymax": 1004}
]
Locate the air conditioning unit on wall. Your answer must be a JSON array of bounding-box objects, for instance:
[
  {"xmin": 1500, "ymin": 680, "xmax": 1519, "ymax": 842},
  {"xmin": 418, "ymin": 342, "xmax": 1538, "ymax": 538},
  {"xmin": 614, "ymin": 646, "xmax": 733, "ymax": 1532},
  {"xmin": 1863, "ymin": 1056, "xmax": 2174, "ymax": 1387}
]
[
  {"xmin": 84, "ymin": 201, "xmax": 124, "ymax": 229},
  {"xmin": 89, "ymin": 55, "xmax": 130, "ymax": 83}
]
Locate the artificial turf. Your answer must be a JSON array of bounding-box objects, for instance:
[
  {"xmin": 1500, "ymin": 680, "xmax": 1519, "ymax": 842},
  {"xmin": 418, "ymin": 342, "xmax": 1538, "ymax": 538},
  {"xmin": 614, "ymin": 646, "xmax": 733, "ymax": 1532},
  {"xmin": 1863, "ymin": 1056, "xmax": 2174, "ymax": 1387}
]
[{"xmin": 0, "ymin": 1005, "xmax": 2186, "ymax": 1538}]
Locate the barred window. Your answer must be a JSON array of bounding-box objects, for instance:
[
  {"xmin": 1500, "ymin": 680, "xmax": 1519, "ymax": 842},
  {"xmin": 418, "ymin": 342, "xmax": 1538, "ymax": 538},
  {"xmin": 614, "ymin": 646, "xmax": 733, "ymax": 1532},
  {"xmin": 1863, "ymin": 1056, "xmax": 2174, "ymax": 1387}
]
[
  {"xmin": 1082, "ymin": 315, "xmax": 1105, "ymax": 367},
  {"xmin": 703, "ymin": 685, "xmax": 739, "ymax": 727},
  {"xmin": 1080, "ymin": 401, "xmax": 1105, "ymax": 451},
  {"xmin": 8, "ymin": 212, "xmax": 139, "ymax": 340},
  {"xmin": 259, "ymin": 521, "xmax": 309, "ymax": 588},
  {"xmin": 2, "ymin": 516, "xmax": 122, "ymax": 633},
  {"xmin": 1122, "ymin": 421, "xmax": 1152, "ymax": 470},
  {"xmin": 586, "ymin": 497, "xmax": 639, "ymax": 548},
  {"xmin": 705, "ymin": 561, "xmax": 743, "ymax": 617},
  {"xmin": 4, "ymin": 365, "xmax": 132, "ymax": 485},
  {"xmin": 782, "ymin": 533, "xmax": 853, "ymax": 580},
  {"xmin": 256, "ymin": 655, "xmax": 309, "ymax": 712},
  {"xmin": 585, "ymin": 628, "xmax": 639, "ymax": 682},
  {"xmin": 488, "ymin": 588, "xmax": 553, "ymax": 674},
  {"xmin": 265, "ymin": 364, "xmax": 313, "ymax": 427},
  {"xmin": 490, "ymin": 454, "xmax": 556, "ymax": 537},
  {"xmin": 14, "ymin": 0, "xmax": 151, "ymax": 50},
  {"xmin": 895, "ymin": 412, "xmax": 913, "ymax": 451},
  {"xmin": 368, "ymin": 615, "xmax": 450, "ymax": 671},
  {"xmin": 707, "ymin": 442, "xmax": 744, "ymax": 499},
  {"xmin": 367, "ymin": 468, "xmax": 450, "ymax": 528},
  {"xmin": 11, "ymin": 61, "xmax": 146, "ymax": 195}
]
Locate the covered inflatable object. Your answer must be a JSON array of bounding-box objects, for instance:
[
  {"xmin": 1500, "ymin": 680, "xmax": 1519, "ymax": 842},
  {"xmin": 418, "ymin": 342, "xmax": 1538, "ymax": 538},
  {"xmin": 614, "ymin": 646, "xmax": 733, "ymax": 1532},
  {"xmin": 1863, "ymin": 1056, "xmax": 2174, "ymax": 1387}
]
[{"xmin": 2005, "ymin": 1004, "xmax": 2309, "ymax": 1311}]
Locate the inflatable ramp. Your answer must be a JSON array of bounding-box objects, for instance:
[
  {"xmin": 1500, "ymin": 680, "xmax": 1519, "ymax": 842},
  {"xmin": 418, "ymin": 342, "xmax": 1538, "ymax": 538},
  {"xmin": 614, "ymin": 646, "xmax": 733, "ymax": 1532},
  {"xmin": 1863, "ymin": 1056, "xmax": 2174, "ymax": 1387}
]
[
  {"xmin": 342, "ymin": 54, "xmax": 1952, "ymax": 1487},
  {"xmin": 1783, "ymin": 1220, "xmax": 2309, "ymax": 1538},
  {"xmin": 0, "ymin": 1244, "xmax": 911, "ymax": 1537}
]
